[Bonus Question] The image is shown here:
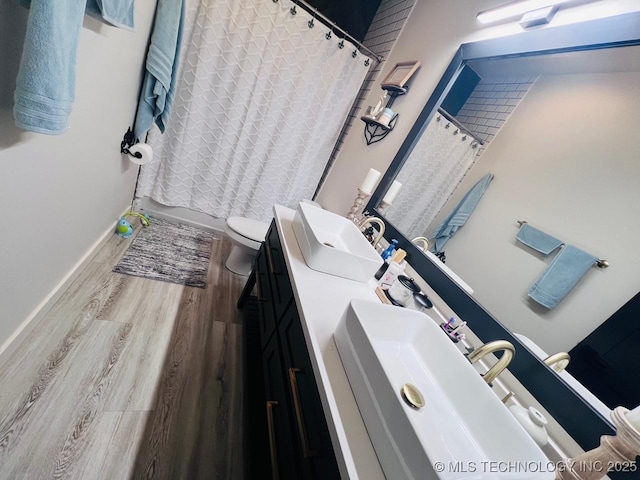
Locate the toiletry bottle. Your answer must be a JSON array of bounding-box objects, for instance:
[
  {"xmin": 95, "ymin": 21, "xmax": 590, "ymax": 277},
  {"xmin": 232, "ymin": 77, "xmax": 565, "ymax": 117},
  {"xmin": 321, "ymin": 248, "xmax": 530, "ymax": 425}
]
[
  {"xmin": 378, "ymin": 260, "xmax": 406, "ymax": 287},
  {"xmin": 381, "ymin": 239, "xmax": 398, "ymax": 261}
]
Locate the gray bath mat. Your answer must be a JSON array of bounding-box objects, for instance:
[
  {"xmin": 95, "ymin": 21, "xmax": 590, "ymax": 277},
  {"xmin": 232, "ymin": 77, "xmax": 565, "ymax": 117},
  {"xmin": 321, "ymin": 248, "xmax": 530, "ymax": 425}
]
[{"xmin": 113, "ymin": 217, "xmax": 217, "ymax": 288}]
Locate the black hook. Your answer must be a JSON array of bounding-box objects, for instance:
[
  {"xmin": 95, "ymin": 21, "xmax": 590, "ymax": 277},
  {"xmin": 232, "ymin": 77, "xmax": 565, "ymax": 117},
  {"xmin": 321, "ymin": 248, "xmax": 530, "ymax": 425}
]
[
  {"xmin": 308, "ymin": 18, "xmax": 314, "ymax": 28},
  {"xmin": 338, "ymin": 39, "xmax": 344, "ymax": 49},
  {"xmin": 364, "ymin": 58, "xmax": 370, "ymax": 67},
  {"xmin": 290, "ymin": 5, "xmax": 297, "ymax": 15},
  {"xmin": 352, "ymin": 49, "xmax": 357, "ymax": 58},
  {"xmin": 272, "ymin": 0, "xmax": 278, "ymax": 2},
  {"xmin": 325, "ymin": 31, "xmax": 332, "ymax": 39}
]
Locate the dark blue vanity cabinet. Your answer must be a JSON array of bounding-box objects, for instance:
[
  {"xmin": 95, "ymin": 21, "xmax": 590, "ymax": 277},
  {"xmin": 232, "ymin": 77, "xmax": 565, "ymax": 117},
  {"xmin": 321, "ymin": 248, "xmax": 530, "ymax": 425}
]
[{"xmin": 240, "ymin": 220, "xmax": 340, "ymax": 480}]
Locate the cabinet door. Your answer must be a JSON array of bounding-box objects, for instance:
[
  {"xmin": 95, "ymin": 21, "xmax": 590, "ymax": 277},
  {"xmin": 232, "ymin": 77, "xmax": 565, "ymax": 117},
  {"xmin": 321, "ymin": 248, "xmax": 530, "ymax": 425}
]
[
  {"xmin": 278, "ymin": 304, "xmax": 340, "ymax": 480},
  {"xmin": 263, "ymin": 334, "xmax": 301, "ymax": 480},
  {"xmin": 265, "ymin": 221, "xmax": 294, "ymax": 320},
  {"xmin": 256, "ymin": 244, "xmax": 277, "ymax": 349}
]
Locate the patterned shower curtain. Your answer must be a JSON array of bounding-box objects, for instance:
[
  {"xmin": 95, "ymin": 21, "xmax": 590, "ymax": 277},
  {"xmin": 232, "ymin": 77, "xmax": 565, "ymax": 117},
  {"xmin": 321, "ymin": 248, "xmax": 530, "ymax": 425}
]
[
  {"xmin": 385, "ymin": 113, "xmax": 481, "ymax": 239},
  {"xmin": 136, "ymin": 0, "xmax": 370, "ymax": 221}
]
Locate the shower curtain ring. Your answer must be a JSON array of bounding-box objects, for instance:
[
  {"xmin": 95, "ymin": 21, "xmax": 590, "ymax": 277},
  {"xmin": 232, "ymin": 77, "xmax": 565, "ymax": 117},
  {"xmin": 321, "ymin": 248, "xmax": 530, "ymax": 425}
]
[
  {"xmin": 272, "ymin": 0, "xmax": 278, "ymax": 3},
  {"xmin": 338, "ymin": 39, "xmax": 345, "ymax": 49},
  {"xmin": 445, "ymin": 122, "xmax": 450, "ymax": 129},
  {"xmin": 453, "ymin": 129, "xmax": 459, "ymax": 135},
  {"xmin": 308, "ymin": 8, "xmax": 317, "ymax": 28},
  {"xmin": 364, "ymin": 58, "xmax": 370, "ymax": 66},
  {"xmin": 290, "ymin": 5, "xmax": 297, "ymax": 15},
  {"xmin": 352, "ymin": 49, "xmax": 358, "ymax": 58},
  {"xmin": 326, "ymin": 22, "xmax": 336, "ymax": 40}
]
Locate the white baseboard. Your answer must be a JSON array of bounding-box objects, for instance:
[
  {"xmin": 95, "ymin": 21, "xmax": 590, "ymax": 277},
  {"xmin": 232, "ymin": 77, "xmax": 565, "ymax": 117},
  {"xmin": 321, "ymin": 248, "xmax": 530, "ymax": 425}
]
[
  {"xmin": 134, "ymin": 196, "xmax": 226, "ymax": 234},
  {"xmin": 0, "ymin": 206, "xmax": 131, "ymax": 367}
]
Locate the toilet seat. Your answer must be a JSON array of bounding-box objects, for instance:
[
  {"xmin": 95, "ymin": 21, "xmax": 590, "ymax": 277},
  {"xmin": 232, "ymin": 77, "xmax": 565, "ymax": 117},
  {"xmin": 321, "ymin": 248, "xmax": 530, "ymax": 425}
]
[{"xmin": 226, "ymin": 216, "xmax": 269, "ymax": 249}]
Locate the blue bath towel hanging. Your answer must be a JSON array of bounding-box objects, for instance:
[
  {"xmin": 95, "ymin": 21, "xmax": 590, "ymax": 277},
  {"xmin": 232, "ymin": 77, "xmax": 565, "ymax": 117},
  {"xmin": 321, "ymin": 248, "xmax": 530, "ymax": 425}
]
[
  {"xmin": 133, "ymin": 0, "xmax": 186, "ymax": 140},
  {"xmin": 14, "ymin": 0, "xmax": 136, "ymax": 134},
  {"xmin": 528, "ymin": 244, "xmax": 598, "ymax": 309},
  {"xmin": 430, "ymin": 173, "xmax": 494, "ymax": 253}
]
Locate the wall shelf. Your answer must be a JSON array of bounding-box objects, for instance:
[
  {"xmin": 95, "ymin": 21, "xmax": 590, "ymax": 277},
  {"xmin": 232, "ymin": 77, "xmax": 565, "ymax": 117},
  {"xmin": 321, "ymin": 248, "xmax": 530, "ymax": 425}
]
[
  {"xmin": 361, "ymin": 114, "xmax": 399, "ymax": 145},
  {"xmin": 360, "ymin": 86, "xmax": 407, "ymax": 145}
]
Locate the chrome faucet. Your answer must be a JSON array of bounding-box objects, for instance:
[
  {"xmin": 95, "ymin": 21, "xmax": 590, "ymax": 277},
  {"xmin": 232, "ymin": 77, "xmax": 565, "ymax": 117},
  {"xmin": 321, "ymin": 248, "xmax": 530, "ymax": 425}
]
[
  {"xmin": 359, "ymin": 217, "xmax": 385, "ymax": 248},
  {"xmin": 467, "ymin": 340, "xmax": 515, "ymax": 385}
]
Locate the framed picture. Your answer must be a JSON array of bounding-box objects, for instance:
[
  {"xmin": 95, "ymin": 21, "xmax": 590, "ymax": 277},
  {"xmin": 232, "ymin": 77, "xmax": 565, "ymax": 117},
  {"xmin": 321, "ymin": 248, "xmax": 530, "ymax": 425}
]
[{"xmin": 380, "ymin": 60, "xmax": 421, "ymax": 91}]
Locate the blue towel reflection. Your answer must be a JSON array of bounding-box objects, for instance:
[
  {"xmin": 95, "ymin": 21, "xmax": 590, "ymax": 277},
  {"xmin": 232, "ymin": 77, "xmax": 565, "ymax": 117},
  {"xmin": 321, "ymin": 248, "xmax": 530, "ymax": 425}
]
[
  {"xmin": 516, "ymin": 224, "xmax": 563, "ymax": 256},
  {"xmin": 430, "ymin": 173, "xmax": 494, "ymax": 253},
  {"xmin": 528, "ymin": 245, "xmax": 598, "ymax": 309}
]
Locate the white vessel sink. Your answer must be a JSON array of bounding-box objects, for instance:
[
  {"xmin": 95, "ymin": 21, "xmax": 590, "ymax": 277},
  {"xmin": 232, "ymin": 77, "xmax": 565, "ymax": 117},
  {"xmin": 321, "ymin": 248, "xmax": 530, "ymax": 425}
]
[
  {"xmin": 292, "ymin": 202, "xmax": 383, "ymax": 283},
  {"xmin": 334, "ymin": 300, "xmax": 553, "ymax": 480}
]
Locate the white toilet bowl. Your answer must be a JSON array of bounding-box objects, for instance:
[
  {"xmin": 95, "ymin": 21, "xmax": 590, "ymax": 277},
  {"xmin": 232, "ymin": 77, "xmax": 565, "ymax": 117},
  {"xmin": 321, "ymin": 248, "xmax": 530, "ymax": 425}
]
[{"xmin": 225, "ymin": 216, "xmax": 269, "ymax": 275}]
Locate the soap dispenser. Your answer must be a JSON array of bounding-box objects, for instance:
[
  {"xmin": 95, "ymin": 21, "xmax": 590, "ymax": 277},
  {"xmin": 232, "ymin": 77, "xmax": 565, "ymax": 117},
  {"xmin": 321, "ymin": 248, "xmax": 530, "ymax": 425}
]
[{"xmin": 381, "ymin": 239, "xmax": 398, "ymax": 261}]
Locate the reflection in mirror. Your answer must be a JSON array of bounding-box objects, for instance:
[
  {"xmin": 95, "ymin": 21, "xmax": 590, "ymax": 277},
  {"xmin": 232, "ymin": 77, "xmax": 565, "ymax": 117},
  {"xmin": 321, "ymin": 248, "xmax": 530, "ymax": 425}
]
[{"xmin": 379, "ymin": 45, "xmax": 640, "ymax": 414}]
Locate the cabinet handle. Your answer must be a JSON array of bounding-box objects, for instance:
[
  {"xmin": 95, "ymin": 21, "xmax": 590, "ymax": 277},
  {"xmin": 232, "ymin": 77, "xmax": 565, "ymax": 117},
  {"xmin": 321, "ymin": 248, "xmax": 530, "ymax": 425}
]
[
  {"xmin": 266, "ymin": 401, "xmax": 280, "ymax": 480},
  {"xmin": 256, "ymin": 274, "xmax": 267, "ymax": 302},
  {"xmin": 266, "ymin": 246, "xmax": 280, "ymax": 275},
  {"xmin": 288, "ymin": 368, "xmax": 319, "ymax": 458}
]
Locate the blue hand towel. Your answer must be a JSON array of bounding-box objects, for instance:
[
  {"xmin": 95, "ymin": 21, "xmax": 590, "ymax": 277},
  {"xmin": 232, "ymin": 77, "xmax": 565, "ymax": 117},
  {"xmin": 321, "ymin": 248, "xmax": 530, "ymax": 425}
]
[
  {"xmin": 13, "ymin": 0, "xmax": 86, "ymax": 134},
  {"xmin": 430, "ymin": 173, "xmax": 494, "ymax": 253},
  {"xmin": 133, "ymin": 0, "xmax": 186, "ymax": 140},
  {"xmin": 516, "ymin": 224, "xmax": 563, "ymax": 256},
  {"xmin": 528, "ymin": 245, "xmax": 598, "ymax": 309}
]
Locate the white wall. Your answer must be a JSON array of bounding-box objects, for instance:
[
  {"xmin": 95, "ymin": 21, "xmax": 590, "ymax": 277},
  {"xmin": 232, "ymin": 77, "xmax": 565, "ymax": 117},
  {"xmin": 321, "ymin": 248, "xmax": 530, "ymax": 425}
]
[
  {"xmin": 315, "ymin": 0, "xmax": 640, "ymax": 215},
  {"xmin": 0, "ymin": 2, "xmax": 157, "ymax": 347},
  {"xmin": 425, "ymin": 71, "xmax": 640, "ymax": 354}
]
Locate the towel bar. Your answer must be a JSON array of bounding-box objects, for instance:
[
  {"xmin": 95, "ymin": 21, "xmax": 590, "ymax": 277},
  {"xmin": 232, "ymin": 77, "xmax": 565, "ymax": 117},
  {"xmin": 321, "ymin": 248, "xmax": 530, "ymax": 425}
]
[{"xmin": 516, "ymin": 220, "xmax": 609, "ymax": 268}]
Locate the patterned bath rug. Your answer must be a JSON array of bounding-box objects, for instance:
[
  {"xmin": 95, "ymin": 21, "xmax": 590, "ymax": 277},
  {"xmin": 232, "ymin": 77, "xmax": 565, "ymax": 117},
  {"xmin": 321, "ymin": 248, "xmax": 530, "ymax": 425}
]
[{"xmin": 113, "ymin": 217, "xmax": 218, "ymax": 288}]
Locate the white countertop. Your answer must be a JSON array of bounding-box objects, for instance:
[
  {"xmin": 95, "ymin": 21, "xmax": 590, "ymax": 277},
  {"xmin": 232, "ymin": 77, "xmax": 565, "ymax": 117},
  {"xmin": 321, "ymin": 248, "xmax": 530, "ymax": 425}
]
[{"xmin": 273, "ymin": 205, "xmax": 386, "ymax": 479}]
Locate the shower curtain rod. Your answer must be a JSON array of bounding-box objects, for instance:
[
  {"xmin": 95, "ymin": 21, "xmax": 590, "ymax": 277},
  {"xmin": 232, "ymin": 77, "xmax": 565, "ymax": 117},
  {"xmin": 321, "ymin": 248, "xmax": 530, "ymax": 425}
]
[
  {"xmin": 437, "ymin": 108, "xmax": 484, "ymax": 145},
  {"xmin": 290, "ymin": 0, "xmax": 383, "ymax": 63}
]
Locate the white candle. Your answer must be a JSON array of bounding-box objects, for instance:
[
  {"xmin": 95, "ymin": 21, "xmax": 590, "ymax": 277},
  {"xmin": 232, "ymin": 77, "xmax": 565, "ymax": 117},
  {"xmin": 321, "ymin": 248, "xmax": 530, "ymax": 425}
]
[
  {"xmin": 626, "ymin": 405, "xmax": 640, "ymax": 430},
  {"xmin": 383, "ymin": 180, "xmax": 402, "ymax": 204},
  {"xmin": 359, "ymin": 168, "xmax": 381, "ymax": 195}
]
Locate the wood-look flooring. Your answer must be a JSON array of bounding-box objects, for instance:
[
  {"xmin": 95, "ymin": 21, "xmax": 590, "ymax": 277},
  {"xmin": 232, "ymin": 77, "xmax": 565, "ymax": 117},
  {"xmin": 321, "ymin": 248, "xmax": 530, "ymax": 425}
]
[{"xmin": 0, "ymin": 223, "xmax": 247, "ymax": 479}]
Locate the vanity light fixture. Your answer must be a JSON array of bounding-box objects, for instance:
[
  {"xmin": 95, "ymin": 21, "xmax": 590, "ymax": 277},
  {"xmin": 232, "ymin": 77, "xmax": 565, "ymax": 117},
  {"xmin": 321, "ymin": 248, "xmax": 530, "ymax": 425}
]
[{"xmin": 477, "ymin": 0, "xmax": 573, "ymax": 24}]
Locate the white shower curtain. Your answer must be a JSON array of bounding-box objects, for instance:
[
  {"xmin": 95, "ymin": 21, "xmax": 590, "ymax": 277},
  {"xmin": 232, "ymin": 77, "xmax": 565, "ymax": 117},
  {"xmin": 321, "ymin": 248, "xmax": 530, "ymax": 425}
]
[
  {"xmin": 136, "ymin": 0, "xmax": 370, "ymax": 221},
  {"xmin": 386, "ymin": 114, "xmax": 481, "ymax": 239}
]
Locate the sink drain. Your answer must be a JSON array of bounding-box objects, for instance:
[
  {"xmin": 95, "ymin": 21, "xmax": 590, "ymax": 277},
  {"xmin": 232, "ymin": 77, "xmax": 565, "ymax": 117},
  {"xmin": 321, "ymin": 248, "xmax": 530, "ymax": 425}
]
[{"xmin": 401, "ymin": 383, "xmax": 425, "ymax": 409}]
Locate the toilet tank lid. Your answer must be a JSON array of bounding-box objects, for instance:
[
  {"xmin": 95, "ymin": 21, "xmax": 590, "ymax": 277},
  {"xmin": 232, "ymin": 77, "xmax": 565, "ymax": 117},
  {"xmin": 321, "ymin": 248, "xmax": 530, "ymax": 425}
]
[{"xmin": 227, "ymin": 216, "xmax": 269, "ymax": 241}]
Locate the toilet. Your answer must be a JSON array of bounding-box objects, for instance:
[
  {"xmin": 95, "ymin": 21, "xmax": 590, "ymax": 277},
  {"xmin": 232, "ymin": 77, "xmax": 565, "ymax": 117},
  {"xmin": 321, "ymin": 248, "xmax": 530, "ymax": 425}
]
[{"xmin": 225, "ymin": 216, "xmax": 270, "ymax": 275}]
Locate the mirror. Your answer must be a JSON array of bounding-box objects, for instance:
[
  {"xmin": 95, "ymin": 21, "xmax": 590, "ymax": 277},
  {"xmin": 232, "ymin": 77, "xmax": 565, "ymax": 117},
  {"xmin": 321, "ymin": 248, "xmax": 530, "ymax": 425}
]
[{"xmin": 366, "ymin": 12, "xmax": 640, "ymax": 452}]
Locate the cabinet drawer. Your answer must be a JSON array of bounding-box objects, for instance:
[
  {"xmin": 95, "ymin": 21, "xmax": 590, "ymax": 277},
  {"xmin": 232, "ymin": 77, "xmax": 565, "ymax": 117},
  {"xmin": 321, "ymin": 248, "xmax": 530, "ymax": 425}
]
[
  {"xmin": 263, "ymin": 334, "xmax": 301, "ymax": 480},
  {"xmin": 278, "ymin": 304, "xmax": 340, "ymax": 479},
  {"xmin": 266, "ymin": 221, "xmax": 293, "ymax": 320},
  {"xmin": 256, "ymin": 244, "xmax": 277, "ymax": 349}
]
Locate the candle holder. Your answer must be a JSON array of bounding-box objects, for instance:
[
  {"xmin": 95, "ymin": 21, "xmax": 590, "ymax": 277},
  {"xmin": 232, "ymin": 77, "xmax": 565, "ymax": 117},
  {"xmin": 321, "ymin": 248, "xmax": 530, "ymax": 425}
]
[
  {"xmin": 377, "ymin": 200, "xmax": 392, "ymax": 215},
  {"xmin": 347, "ymin": 188, "xmax": 371, "ymax": 224},
  {"xmin": 556, "ymin": 407, "xmax": 640, "ymax": 480}
]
